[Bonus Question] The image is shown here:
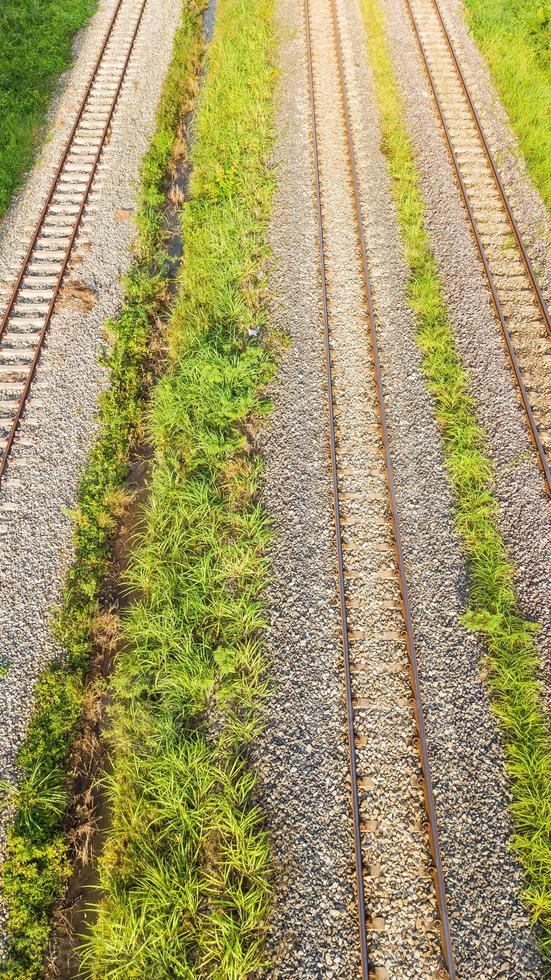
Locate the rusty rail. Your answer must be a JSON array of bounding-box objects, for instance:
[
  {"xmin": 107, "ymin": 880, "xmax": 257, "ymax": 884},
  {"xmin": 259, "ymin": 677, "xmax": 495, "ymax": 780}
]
[
  {"xmin": 405, "ymin": 0, "xmax": 551, "ymax": 495},
  {"xmin": 0, "ymin": 0, "xmax": 148, "ymax": 485},
  {"xmin": 304, "ymin": 0, "xmax": 456, "ymax": 974}
]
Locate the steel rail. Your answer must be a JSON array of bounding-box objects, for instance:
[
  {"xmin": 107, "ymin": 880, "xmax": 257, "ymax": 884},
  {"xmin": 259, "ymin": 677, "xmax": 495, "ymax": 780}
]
[
  {"xmin": 305, "ymin": 0, "xmax": 455, "ymax": 974},
  {"xmin": 0, "ymin": 0, "xmax": 125, "ymax": 344},
  {"xmin": 0, "ymin": 0, "xmax": 148, "ymax": 484},
  {"xmin": 430, "ymin": 0, "xmax": 551, "ymax": 340},
  {"xmin": 405, "ymin": 0, "xmax": 551, "ymax": 497},
  {"xmin": 303, "ymin": 0, "xmax": 370, "ymax": 975},
  {"xmin": 328, "ymin": 1, "xmax": 455, "ymax": 975}
]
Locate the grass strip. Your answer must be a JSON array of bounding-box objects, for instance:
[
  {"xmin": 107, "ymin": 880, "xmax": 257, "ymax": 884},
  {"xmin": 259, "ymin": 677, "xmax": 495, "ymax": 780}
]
[
  {"xmin": 361, "ymin": 0, "xmax": 551, "ymax": 960},
  {"xmin": 0, "ymin": 0, "xmax": 97, "ymax": 220},
  {"xmin": 0, "ymin": 4, "xmax": 206, "ymax": 976},
  {"xmin": 83, "ymin": 0, "xmax": 277, "ymax": 975},
  {"xmin": 462, "ymin": 0, "xmax": 551, "ymax": 218}
]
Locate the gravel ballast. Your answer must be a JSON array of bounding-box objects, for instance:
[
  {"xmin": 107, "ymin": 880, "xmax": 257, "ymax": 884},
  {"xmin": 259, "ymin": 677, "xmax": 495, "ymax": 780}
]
[
  {"xmin": 0, "ymin": 0, "xmax": 548, "ymax": 973},
  {"xmin": 338, "ymin": 0, "xmax": 544, "ymax": 969},
  {"xmin": 253, "ymin": 0, "xmax": 360, "ymax": 973},
  {"xmin": 377, "ymin": 0, "xmax": 551, "ymax": 704},
  {"xmin": 305, "ymin": 0, "xmax": 443, "ymax": 970},
  {"xmin": 256, "ymin": 0, "xmax": 545, "ymax": 973},
  {"xmin": 434, "ymin": 0, "xmax": 551, "ymax": 301},
  {"xmin": 0, "ymin": 0, "xmax": 182, "ymax": 896}
]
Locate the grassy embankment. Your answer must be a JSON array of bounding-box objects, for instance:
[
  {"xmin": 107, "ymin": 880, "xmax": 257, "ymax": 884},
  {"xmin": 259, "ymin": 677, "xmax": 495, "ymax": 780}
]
[
  {"xmin": 462, "ymin": 0, "xmax": 551, "ymax": 217},
  {"xmin": 362, "ymin": 0, "xmax": 551, "ymax": 961},
  {"xmin": 0, "ymin": 0, "xmax": 97, "ymax": 220},
  {"xmin": 0, "ymin": 2, "xmax": 207, "ymax": 976},
  {"xmin": 83, "ymin": 0, "xmax": 278, "ymax": 974}
]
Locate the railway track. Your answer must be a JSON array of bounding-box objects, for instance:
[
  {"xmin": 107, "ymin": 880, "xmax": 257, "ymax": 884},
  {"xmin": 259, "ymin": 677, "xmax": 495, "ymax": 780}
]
[
  {"xmin": 405, "ymin": 0, "xmax": 551, "ymax": 494},
  {"xmin": 304, "ymin": 0, "xmax": 454, "ymax": 974},
  {"xmin": 0, "ymin": 0, "xmax": 148, "ymax": 485}
]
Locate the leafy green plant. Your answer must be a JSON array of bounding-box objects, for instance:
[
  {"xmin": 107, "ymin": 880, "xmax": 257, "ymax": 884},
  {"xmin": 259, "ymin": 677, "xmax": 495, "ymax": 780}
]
[
  {"xmin": 362, "ymin": 0, "xmax": 551, "ymax": 960},
  {"xmin": 1, "ymin": 766, "xmax": 68, "ymax": 837},
  {"xmin": 84, "ymin": 0, "xmax": 277, "ymax": 973}
]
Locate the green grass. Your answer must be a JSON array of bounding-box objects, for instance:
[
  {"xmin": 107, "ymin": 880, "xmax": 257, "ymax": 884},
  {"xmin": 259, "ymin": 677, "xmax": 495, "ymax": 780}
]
[
  {"xmin": 361, "ymin": 0, "xmax": 551, "ymax": 961},
  {"xmin": 462, "ymin": 0, "xmax": 551, "ymax": 217},
  {"xmin": 0, "ymin": 3, "xmax": 206, "ymax": 976},
  {"xmin": 0, "ymin": 0, "xmax": 97, "ymax": 220},
  {"xmin": 82, "ymin": 0, "xmax": 277, "ymax": 975}
]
